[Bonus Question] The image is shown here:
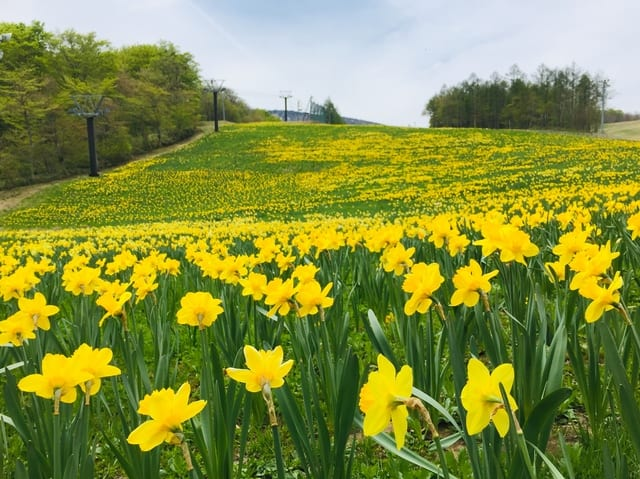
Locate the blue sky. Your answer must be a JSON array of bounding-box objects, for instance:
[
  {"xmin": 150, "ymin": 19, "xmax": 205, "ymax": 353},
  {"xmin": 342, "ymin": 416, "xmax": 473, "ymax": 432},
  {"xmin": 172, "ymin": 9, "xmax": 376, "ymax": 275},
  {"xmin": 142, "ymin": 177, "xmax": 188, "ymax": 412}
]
[{"xmin": 2, "ymin": 0, "xmax": 639, "ymax": 126}]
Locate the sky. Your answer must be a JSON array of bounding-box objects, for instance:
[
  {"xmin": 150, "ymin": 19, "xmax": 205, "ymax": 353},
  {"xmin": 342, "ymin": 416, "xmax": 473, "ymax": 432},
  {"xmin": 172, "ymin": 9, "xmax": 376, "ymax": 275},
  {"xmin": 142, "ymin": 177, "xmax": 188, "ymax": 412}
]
[{"xmin": 2, "ymin": 0, "xmax": 639, "ymax": 126}]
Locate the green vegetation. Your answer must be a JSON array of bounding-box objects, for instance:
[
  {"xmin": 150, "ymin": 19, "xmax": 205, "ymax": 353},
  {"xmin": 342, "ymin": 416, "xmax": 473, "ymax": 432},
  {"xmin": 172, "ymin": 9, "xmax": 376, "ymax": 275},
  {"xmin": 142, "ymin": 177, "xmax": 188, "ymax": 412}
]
[
  {"xmin": 2, "ymin": 123, "xmax": 640, "ymax": 479},
  {"xmin": 2, "ymin": 123, "xmax": 639, "ymax": 229},
  {"xmin": 0, "ymin": 21, "xmax": 277, "ymax": 191},
  {"xmin": 604, "ymin": 119, "xmax": 640, "ymax": 141},
  {"xmin": 424, "ymin": 64, "xmax": 607, "ymax": 131}
]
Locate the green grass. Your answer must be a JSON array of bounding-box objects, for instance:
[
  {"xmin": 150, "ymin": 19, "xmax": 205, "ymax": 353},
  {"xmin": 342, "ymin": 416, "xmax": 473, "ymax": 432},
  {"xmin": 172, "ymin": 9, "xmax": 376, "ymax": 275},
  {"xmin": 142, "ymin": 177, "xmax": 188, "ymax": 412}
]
[{"xmin": 604, "ymin": 119, "xmax": 640, "ymax": 141}]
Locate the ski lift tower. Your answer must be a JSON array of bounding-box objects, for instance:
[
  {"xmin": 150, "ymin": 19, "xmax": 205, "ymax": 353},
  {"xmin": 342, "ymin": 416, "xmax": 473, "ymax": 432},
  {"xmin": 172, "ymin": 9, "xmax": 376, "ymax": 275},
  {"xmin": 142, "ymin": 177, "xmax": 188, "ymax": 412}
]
[
  {"xmin": 70, "ymin": 94, "xmax": 105, "ymax": 177},
  {"xmin": 205, "ymin": 79, "xmax": 225, "ymax": 132},
  {"xmin": 279, "ymin": 90, "xmax": 292, "ymax": 121}
]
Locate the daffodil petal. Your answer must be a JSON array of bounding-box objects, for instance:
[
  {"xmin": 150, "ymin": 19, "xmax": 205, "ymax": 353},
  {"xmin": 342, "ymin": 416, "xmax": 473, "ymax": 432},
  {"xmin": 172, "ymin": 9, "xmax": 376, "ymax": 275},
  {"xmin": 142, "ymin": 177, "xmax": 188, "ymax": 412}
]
[{"xmin": 391, "ymin": 405, "xmax": 408, "ymax": 449}]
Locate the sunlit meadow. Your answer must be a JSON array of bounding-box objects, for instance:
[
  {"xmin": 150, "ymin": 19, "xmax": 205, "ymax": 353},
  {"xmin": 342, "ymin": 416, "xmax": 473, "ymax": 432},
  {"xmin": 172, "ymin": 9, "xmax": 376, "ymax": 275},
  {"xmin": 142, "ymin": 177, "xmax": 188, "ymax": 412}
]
[{"xmin": 2, "ymin": 123, "xmax": 640, "ymax": 478}]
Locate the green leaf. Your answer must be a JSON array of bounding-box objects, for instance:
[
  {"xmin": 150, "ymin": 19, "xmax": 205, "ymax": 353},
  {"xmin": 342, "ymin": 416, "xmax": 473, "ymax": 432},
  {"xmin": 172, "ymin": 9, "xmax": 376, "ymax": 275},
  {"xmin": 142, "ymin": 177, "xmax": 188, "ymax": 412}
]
[
  {"xmin": 523, "ymin": 387, "xmax": 571, "ymax": 449},
  {"xmin": 528, "ymin": 441, "xmax": 567, "ymax": 479},
  {"xmin": 411, "ymin": 387, "xmax": 462, "ymax": 435},
  {"xmin": 364, "ymin": 309, "xmax": 398, "ymax": 365},
  {"xmin": 354, "ymin": 415, "xmax": 458, "ymax": 479},
  {"xmin": 598, "ymin": 321, "xmax": 640, "ymax": 457}
]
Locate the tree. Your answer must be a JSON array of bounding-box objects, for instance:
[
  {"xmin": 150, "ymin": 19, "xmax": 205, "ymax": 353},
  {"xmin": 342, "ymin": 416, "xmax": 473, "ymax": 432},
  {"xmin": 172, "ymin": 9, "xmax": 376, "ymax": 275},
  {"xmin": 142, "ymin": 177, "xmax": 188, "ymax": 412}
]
[
  {"xmin": 422, "ymin": 64, "xmax": 605, "ymax": 132},
  {"xmin": 323, "ymin": 98, "xmax": 345, "ymax": 124}
]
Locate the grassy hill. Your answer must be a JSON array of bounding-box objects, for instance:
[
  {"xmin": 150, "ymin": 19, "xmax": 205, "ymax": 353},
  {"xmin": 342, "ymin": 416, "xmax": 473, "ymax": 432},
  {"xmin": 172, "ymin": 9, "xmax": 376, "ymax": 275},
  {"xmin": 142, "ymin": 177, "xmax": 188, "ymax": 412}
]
[
  {"xmin": 604, "ymin": 119, "xmax": 640, "ymax": 141},
  {"xmin": 1, "ymin": 123, "xmax": 640, "ymax": 229}
]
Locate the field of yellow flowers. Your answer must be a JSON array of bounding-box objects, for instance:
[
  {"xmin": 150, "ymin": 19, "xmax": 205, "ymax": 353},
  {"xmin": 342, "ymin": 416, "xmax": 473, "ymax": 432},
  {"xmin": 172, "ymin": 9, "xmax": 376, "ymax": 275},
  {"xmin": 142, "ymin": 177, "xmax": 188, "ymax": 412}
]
[{"xmin": 2, "ymin": 123, "xmax": 640, "ymax": 478}]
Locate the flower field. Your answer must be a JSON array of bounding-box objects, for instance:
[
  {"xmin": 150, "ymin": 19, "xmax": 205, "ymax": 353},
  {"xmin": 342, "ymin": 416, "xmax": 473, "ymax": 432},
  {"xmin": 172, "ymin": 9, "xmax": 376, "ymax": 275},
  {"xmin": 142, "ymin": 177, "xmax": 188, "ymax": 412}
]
[{"xmin": 2, "ymin": 123, "xmax": 640, "ymax": 478}]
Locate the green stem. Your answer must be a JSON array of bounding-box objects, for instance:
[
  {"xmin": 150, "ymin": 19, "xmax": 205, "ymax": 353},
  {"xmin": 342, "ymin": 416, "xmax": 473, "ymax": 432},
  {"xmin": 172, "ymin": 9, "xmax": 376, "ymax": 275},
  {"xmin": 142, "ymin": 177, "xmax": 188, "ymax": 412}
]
[
  {"xmin": 53, "ymin": 408, "xmax": 61, "ymax": 479},
  {"xmin": 271, "ymin": 424, "xmax": 286, "ymax": 479}
]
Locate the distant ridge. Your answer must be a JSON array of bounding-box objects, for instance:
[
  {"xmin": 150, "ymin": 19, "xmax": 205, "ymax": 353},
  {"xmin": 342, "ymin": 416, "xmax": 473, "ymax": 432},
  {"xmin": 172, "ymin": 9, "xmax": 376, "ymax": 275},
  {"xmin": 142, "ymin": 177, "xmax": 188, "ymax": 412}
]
[{"xmin": 268, "ymin": 110, "xmax": 379, "ymax": 125}]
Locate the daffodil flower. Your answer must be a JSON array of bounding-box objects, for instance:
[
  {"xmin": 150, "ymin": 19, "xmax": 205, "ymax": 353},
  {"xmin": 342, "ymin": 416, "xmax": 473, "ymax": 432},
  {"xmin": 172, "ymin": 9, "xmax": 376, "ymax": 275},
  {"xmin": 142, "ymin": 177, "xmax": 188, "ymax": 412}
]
[
  {"xmin": 18, "ymin": 353, "xmax": 92, "ymax": 414},
  {"xmin": 263, "ymin": 278, "xmax": 297, "ymax": 317},
  {"xmin": 460, "ymin": 358, "xmax": 518, "ymax": 437},
  {"xmin": 71, "ymin": 343, "xmax": 122, "ymax": 404},
  {"xmin": 16, "ymin": 292, "xmax": 59, "ymax": 330},
  {"xmin": 359, "ymin": 354, "xmax": 413, "ymax": 449},
  {"xmin": 402, "ymin": 262, "xmax": 444, "ymax": 315},
  {"xmin": 127, "ymin": 382, "xmax": 206, "ymax": 452},
  {"xmin": 225, "ymin": 345, "xmax": 294, "ymax": 394},
  {"xmin": 176, "ymin": 291, "xmax": 224, "ymax": 330},
  {"xmin": 226, "ymin": 345, "xmax": 293, "ymax": 426},
  {"xmin": 0, "ymin": 312, "xmax": 37, "ymax": 346},
  {"xmin": 450, "ymin": 259, "xmax": 498, "ymax": 308},
  {"xmin": 294, "ymin": 280, "xmax": 334, "ymax": 317},
  {"xmin": 579, "ymin": 271, "xmax": 624, "ymax": 323}
]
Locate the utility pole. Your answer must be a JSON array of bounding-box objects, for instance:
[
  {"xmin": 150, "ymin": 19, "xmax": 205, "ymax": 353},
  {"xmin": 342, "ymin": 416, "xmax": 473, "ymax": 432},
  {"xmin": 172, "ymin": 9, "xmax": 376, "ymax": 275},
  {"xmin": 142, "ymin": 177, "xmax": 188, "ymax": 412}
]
[
  {"xmin": 205, "ymin": 79, "xmax": 225, "ymax": 132},
  {"xmin": 279, "ymin": 90, "xmax": 292, "ymax": 122},
  {"xmin": 600, "ymin": 79, "xmax": 609, "ymax": 134},
  {"xmin": 0, "ymin": 32, "xmax": 12, "ymax": 60},
  {"xmin": 70, "ymin": 94, "xmax": 105, "ymax": 177}
]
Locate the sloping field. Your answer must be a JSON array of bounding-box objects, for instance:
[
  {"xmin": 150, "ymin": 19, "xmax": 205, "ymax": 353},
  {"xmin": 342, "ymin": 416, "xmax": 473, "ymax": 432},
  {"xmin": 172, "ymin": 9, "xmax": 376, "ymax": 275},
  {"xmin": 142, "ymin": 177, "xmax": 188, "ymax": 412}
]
[
  {"xmin": 3, "ymin": 123, "xmax": 640, "ymax": 478},
  {"xmin": 604, "ymin": 119, "xmax": 640, "ymax": 141},
  {"xmin": 1, "ymin": 123, "xmax": 639, "ymax": 229}
]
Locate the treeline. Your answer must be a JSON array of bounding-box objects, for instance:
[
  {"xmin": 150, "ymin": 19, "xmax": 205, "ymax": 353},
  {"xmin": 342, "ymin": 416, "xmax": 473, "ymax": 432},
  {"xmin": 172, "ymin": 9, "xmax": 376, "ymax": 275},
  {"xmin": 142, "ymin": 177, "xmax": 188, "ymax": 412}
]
[
  {"xmin": 424, "ymin": 64, "xmax": 608, "ymax": 132},
  {"xmin": 605, "ymin": 109, "xmax": 640, "ymax": 123},
  {"xmin": 0, "ymin": 22, "xmax": 273, "ymax": 190}
]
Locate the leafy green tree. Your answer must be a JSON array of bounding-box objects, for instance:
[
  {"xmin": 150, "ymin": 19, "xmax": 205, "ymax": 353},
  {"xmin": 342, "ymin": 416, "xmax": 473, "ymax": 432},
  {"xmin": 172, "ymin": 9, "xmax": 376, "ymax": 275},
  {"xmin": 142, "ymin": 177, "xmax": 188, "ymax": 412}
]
[{"xmin": 323, "ymin": 98, "xmax": 345, "ymax": 124}]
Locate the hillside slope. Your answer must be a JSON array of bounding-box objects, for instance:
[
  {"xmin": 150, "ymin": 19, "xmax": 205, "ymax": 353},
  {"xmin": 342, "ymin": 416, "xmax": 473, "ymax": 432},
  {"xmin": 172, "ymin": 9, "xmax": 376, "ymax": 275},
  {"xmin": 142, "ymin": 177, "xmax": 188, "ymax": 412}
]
[
  {"xmin": 1, "ymin": 124, "xmax": 639, "ymax": 229},
  {"xmin": 604, "ymin": 119, "xmax": 640, "ymax": 141}
]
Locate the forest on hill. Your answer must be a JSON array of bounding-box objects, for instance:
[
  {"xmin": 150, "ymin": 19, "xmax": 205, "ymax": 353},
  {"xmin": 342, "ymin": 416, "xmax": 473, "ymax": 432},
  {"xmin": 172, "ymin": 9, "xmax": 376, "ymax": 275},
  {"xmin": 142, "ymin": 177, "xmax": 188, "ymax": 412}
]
[
  {"xmin": 0, "ymin": 21, "xmax": 274, "ymax": 190},
  {"xmin": 424, "ymin": 64, "xmax": 615, "ymax": 131}
]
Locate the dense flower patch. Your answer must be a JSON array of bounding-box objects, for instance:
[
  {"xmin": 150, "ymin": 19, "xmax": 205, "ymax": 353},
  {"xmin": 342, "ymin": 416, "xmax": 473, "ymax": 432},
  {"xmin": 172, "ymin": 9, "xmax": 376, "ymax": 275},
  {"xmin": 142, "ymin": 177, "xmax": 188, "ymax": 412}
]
[{"xmin": 1, "ymin": 124, "xmax": 640, "ymax": 478}]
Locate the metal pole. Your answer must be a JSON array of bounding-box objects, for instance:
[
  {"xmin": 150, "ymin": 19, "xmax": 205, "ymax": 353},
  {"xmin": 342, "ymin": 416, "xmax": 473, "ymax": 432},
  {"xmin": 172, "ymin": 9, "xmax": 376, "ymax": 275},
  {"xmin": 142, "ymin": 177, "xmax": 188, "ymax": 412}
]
[
  {"xmin": 213, "ymin": 90, "xmax": 219, "ymax": 132},
  {"xmin": 600, "ymin": 80, "xmax": 607, "ymax": 134},
  {"xmin": 284, "ymin": 97, "xmax": 288, "ymax": 122},
  {"xmin": 87, "ymin": 116, "xmax": 99, "ymax": 177}
]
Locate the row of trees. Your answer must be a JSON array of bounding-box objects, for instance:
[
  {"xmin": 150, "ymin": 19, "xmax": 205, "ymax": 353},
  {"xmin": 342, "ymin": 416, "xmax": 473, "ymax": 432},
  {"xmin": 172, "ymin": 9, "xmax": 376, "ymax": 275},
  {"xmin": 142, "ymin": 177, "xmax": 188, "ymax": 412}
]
[
  {"xmin": 0, "ymin": 22, "xmax": 273, "ymax": 190},
  {"xmin": 423, "ymin": 65, "xmax": 609, "ymax": 132}
]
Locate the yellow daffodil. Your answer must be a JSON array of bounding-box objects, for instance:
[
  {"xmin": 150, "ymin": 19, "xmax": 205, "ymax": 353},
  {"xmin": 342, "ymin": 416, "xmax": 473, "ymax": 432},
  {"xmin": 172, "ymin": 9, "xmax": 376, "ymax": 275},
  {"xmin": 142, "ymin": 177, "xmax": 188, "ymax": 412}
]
[
  {"xmin": 225, "ymin": 345, "xmax": 294, "ymax": 393},
  {"xmin": 402, "ymin": 262, "xmax": 444, "ymax": 315},
  {"xmin": 18, "ymin": 353, "xmax": 92, "ymax": 414},
  {"xmin": 294, "ymin": 280, "xmax": 334, "ymax": 316},
  {"xmin": 460, "ymin": 358, "xmax": 518, "ymax": 437},
  {"xmin": 551, "ymin": 227, "xmax": 592, "ymax": 265},
  {"xmin": 0, "ymin": 265, "xmax": 40, "ymax": 301},
  {"xmin": 96, "ymin": 288, "xmax": 132, "ymax": 327},
  {"xmin": 263, "ymin": 278, "xmax": 297, "ymax": 317},
  {"xmin": 569, "ymin": 241, "xmax": 620, "ymax": 291},
  {"xmin": 381, "ymin": 243, "xmax": 415, "ymax": 276},
  {"xmin": 428, "ymin": 215, "xmax": 456, "ymax": 249},
  {"xmin": 447, "ymin": 233, "xmax": 470, "ymax": 256},
  {"xmin": 579, "ymin": 271, "xmax": 624, "ymax": 323},
  {"xmin": 16, "ymin": 292, "xmax": 59, "ymax": 330},
  {"xmin": 127, "ymin": 382, "xmax": 206, "ymax": 451},
  {"xmin": 71, "ymin": 343, "xmax": 122, "ymax": 404},
  {"xmin": 450, "ymin": 259, "xmax": 498, "ymax": 307},
  {"xmin": 496, "ymin": 225, "xmax": 540, "ymax": 265},
  {"xmin": 239, "ymin": 271, "xmax": 268, "ymax": 300},
  {"xmin": 359, "ymin": 354, "xmax": 413, "ymax": 449},
  {"xmin": 291, "ymin": 263, "xmax": 320, "ymax": 285},
  {"xmin": 627, "ymin": 212, "xmax": 640, "ymax": 240},
  {"xmin": 176, "ymin": 291, "xmax": 224, "ymax": 330},
  {"xmin": 0, "ymin": 312, "xmax": 37, "ymax": 346}
]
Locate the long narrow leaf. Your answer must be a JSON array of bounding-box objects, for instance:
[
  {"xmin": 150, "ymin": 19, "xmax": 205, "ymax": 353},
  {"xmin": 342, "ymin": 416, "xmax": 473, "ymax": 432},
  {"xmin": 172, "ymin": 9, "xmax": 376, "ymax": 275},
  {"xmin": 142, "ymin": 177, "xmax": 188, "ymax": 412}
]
[{"xmin": 354, "ymin": 415, "xmax": 458, "ymax": 479}]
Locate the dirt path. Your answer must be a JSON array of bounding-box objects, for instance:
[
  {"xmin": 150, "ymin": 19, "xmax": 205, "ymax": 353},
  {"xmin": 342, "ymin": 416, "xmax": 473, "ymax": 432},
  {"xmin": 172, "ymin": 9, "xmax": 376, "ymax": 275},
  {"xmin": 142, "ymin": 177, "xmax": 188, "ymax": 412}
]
[{"xmin": 0, "ymin": 125, "xmax": 213, "ymax": 214}]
